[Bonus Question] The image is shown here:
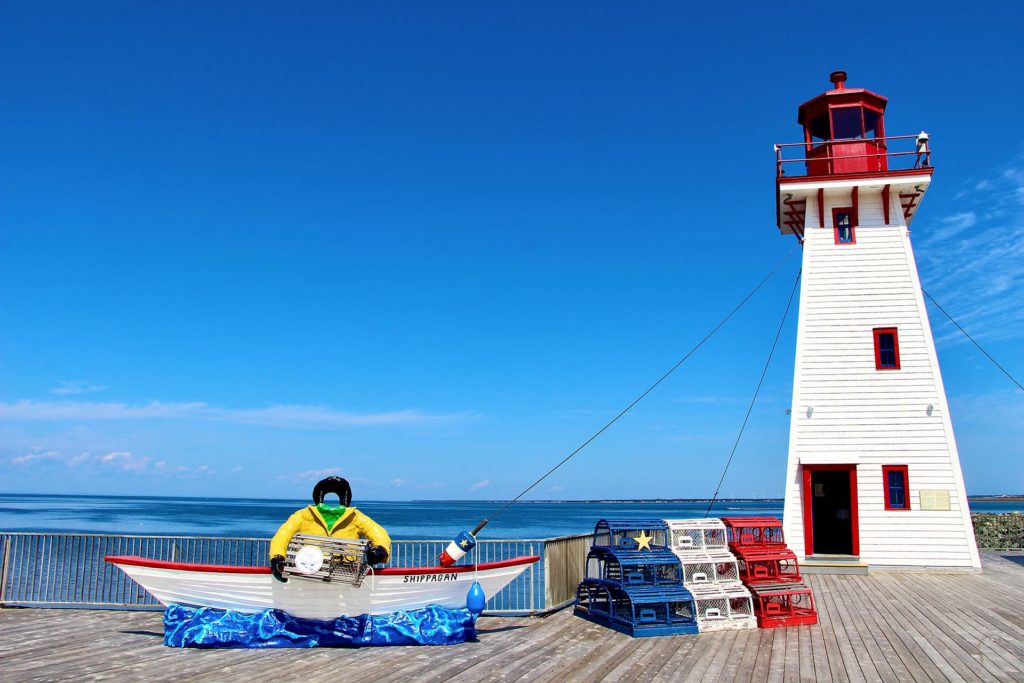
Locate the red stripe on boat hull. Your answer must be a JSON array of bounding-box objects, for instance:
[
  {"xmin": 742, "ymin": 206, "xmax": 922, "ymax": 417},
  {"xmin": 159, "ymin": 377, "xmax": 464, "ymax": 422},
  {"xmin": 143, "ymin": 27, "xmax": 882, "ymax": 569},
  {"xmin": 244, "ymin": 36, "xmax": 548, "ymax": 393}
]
[{"xmin": 105, "ymin": 554, "xmax": 540, "ymax": 575}]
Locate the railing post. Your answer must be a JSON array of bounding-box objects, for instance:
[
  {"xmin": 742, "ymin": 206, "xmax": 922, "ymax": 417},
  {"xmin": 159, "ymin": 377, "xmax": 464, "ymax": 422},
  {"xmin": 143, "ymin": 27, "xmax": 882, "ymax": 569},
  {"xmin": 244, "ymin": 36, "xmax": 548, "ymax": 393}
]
[
  {"xmin": 529, "ymin": 543, "xmax": 535, "ymax": 614},
  {"xmin": 0, "ymin": 536, "xmax": 10, "ymax": 606},
  {"xmin": 543, "ymin": 539, "xmax": 552, "ymax": 611}
]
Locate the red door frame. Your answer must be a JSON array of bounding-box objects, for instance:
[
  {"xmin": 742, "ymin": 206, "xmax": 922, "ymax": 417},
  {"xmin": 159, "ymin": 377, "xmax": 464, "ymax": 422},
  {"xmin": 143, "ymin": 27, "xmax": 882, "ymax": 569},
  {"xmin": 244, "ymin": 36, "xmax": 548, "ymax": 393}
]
[{"xmin": 802, "ymin": 464, "xmax": 860, "ymax": 556}]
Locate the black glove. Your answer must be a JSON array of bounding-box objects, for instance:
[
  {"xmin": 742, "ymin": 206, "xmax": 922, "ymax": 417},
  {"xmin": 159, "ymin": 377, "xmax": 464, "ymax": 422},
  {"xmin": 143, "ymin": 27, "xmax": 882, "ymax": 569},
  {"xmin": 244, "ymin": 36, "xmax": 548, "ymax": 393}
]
[
  {"xmin": 366, "ymin": 545, "xmax": 389, "ymax": 565},
  {"xmin": 270, "ymin": 555, "xmax": 288, "ymax": 582}
]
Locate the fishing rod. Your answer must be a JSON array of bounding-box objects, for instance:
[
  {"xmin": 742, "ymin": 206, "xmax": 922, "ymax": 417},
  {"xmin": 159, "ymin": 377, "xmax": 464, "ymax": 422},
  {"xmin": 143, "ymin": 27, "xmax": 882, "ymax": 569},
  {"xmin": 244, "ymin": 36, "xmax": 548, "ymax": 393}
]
[{"xmin": 438, "ymin": 243, "xmax": 799, "ymax": 566}]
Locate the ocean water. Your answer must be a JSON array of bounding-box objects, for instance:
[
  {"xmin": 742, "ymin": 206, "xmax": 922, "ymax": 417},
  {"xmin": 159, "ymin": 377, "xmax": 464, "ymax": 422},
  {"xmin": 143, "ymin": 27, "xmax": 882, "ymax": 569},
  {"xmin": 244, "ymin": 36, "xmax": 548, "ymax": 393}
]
[{"xmin": 0, "ymin": 494, "xmax": 1020, "ymax": 540}]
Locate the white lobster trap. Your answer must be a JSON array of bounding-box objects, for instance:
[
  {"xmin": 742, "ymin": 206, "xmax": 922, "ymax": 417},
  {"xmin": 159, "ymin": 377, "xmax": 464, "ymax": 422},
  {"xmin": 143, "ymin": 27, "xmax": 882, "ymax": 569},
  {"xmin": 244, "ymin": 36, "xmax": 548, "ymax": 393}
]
[
  {"xmin": 721, "ymin": 583, "xmax": 757, "ymax": 626},
  {"xmin": 284, "ymin": 533, "xmax": 370, "ymax": 586},
  {"xmin": 688, "ymin": 584, "xmax": 757, "ymax": 632},
  {"xmin": 675, "ymin": 556, "xmax": 718, "ymax": 586},
  {"xmin": 665, "ymin": 518, "xmax": 729, "ymax": 556},
  {"xmin": 708, "ymin": 552, "xmax": 743, "ymax": 585}
]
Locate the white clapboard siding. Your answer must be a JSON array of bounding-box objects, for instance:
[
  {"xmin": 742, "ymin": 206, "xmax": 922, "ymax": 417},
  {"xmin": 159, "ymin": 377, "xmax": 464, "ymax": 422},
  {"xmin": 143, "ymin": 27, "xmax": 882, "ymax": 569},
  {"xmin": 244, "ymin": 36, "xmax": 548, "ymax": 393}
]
[{"xmin": 781, "ymin": 186, "xmax": 980, "ymax": 569}]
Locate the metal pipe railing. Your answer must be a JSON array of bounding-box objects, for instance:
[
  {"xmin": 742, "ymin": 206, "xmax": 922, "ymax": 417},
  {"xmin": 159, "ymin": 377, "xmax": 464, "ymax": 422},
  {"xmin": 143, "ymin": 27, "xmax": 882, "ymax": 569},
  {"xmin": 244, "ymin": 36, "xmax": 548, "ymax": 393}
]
[
  {"xmin": 774, "ymin": 132, "xmax": 931, "ymax": 177},
  {"xmin": 0, "ymin": 532, "xmax": 587, "ymax": 616}
]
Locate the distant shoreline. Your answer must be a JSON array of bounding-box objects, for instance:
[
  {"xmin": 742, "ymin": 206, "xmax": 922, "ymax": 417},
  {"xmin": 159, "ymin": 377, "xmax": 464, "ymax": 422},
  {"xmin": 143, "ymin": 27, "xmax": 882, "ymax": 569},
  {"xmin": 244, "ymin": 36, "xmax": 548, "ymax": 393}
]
[
  {"xmin": 417, "ymin": 498, "xmax": 785, "ymax": 504},
  {"xmin": 2, "ymin": 493, "xmax": 1023, "ymax": 503}
]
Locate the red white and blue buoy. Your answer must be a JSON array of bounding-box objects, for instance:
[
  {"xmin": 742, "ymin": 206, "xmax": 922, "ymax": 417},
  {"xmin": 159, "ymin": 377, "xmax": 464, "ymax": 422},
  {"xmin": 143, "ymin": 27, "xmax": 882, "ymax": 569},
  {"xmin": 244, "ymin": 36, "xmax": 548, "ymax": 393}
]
[{"xmin": 439, "ymin": 530, "xmax": 476, "ymax": 567}]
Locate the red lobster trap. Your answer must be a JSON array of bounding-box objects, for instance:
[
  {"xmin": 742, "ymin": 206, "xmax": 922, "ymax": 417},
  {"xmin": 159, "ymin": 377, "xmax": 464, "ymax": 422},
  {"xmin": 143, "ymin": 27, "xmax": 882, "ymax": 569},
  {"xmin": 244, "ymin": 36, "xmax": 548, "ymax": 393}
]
[
  {"xmin": 721, "ymin": 516, "xmax": 787, "ymax": 550},
  {"xmin": 750, "ymin": 583, "xmax": 818, "ymax": 628},
  {"xmin": 719, "ymin": 516, "xmax": 818, "ymax": 629}
]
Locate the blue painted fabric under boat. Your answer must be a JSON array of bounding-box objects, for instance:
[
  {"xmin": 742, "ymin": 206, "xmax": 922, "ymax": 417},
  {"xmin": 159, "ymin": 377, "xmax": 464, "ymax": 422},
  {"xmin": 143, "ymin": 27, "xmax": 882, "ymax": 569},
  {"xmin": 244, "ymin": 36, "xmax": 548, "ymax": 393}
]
[{"xmin": 163, "ymin": 603, "xmax": 477, "ymax": 648}]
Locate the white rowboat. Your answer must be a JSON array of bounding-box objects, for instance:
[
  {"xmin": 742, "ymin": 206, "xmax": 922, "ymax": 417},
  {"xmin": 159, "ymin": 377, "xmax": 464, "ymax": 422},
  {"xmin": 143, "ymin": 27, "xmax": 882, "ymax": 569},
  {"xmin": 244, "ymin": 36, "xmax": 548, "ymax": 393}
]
[{"xmin": 106, "ymin": 554, "xmax": 538, "ymax": 620}]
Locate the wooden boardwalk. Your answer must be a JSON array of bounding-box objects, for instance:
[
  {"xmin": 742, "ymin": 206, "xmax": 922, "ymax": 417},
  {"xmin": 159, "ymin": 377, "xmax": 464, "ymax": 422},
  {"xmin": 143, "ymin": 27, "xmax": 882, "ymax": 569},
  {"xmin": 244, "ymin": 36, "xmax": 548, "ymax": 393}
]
[{"xmin": 2, "ymin": 552, "xmax": 1023, "ymax": 682}]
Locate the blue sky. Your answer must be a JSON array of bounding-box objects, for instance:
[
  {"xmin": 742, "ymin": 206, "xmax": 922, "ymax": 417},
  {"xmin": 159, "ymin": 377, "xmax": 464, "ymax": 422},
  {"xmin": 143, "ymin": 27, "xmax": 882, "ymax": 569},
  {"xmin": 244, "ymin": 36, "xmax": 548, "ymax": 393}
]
[{"xmin": 2, "ymin": 2, "xmax": 1022, "ymax": 500}]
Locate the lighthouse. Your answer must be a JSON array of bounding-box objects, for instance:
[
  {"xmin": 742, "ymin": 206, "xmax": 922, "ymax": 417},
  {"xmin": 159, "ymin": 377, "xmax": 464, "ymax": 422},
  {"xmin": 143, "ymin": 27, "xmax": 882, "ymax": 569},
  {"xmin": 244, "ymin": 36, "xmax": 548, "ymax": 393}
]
[{"xmin": 776, "ymin": 72, "xmax": 980, "ymax": 570}]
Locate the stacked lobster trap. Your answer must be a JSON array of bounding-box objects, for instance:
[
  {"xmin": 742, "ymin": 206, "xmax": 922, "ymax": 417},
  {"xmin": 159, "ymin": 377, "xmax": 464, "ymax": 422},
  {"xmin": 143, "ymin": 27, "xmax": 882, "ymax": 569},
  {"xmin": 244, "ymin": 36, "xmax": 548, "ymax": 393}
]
[
  {"xmin": 720, "ymin": 517, "xmax": 818, "ymax": 628},
  {"xmin": 574, "ymin": 519, "xmax": 699, "ymax": 637},
  {"xmin": 664, "ymin": 519, "xmax": 757, "ymax": 632}
]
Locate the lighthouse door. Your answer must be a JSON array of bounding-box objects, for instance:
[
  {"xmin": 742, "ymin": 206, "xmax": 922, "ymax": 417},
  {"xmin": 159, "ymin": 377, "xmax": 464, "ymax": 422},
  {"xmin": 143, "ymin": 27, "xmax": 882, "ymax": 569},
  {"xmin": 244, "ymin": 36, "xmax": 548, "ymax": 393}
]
[{"xmin": 803, "ymin": 465, "xmax": 859, "ymax": 556}]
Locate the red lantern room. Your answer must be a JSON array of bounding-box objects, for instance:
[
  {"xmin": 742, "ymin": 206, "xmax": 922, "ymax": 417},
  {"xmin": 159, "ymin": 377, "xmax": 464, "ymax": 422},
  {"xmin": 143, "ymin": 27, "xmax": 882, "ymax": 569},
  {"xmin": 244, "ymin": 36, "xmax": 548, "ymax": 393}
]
[
  {"xmin": 775, "ymin": 72, "xmax": 934, "ymax": 237},
  {"xmin": 798, "ymin": 71, "xmax": 888, "ymax": 176}
]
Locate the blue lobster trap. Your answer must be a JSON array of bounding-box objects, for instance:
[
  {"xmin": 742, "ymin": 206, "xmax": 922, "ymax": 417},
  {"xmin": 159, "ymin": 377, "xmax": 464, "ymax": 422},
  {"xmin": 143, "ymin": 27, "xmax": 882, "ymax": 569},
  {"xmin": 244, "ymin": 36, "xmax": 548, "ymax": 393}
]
[
  {"xmin": 592, "ymin": 518, "xmax": 670, "ymax": 550},
  {"xmin": 575, "ymin": 580, "xmax": 699, "ymax": 637},
  {"xmin": 575, "ymin": 519, "xmax": 699, "ymax": 637},
  {"xmin": 585, "ymin": 547, "xmax": 683, "ymax": 586}
]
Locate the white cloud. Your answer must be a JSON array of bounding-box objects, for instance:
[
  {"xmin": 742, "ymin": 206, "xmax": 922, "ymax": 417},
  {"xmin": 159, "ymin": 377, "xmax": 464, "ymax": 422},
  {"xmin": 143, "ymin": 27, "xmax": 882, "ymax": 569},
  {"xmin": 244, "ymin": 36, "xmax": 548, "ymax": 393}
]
[
  {"xmin": 918, "ymin": 155, "xmax": 1024, "ymax": 346},
  {"xmin": 206, "ymin": 404, "xmax": 471, "ymax": 428},
  {"xmin": 51, "ymin": 380, "xmax": 108, "ymax": 396},
  {"xmin": 68, "ymin": 452, "xmax": 91, "ymax": 466},
  {"xmin": 0, "ymin": 400, "xmax": 472, "ymax": 428},
  {"xmin": 279, "ymin": 467, "xmax": 343, "ymax": 484},
  {"xmin": 469, "ymin": 479, "xmax": 491, "ymax": 492},
  {"xmin": 924, "ymin": 211, "xmax": 976, "ymax": 243},
  {"xmin": 11, "ymin": 449, "xmax": 62, "ymax": 465},
  {"xmin": 6, "ymin": 448, "xmax": 222, "ymax": 478},
  {"xmin": 672, "ymin": 394, "xmax": 746, "ymax": 405},
  {"xmin": 96, "ymin": 451, "xmax": 150, "ymax": 472},
  {"xmin": 0, "ymin": 400, "xmax": 207, "ymax": 421}
]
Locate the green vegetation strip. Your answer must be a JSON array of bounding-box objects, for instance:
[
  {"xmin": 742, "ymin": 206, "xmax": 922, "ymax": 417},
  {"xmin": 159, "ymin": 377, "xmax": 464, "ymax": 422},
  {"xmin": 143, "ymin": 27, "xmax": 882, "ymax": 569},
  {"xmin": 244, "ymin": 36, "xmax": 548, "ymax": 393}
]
[{"xmin": 972, "ymin": 513, "xmax": 1024, "ymax": 550}]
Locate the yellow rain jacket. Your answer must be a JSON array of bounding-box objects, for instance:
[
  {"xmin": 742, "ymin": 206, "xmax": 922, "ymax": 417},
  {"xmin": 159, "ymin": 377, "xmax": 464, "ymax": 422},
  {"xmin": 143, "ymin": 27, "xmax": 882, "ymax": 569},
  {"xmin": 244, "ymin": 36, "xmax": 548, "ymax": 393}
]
[{"xmin": 269, "ymin": 505, "xmax": 392, "ymax": 561}]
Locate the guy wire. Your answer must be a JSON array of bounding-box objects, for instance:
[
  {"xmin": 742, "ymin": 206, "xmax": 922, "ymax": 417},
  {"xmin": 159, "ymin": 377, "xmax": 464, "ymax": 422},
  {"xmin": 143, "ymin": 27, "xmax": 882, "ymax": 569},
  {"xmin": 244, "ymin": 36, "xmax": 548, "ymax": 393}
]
[{"xmin": 471, "ymin": 242, "xmax": 801, "ymax": 536}]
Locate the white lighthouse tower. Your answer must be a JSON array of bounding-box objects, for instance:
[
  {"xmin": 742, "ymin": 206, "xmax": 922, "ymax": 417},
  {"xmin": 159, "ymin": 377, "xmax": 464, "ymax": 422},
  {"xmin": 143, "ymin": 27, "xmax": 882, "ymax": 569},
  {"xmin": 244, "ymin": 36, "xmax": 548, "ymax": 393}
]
[{"xmin": 776, "ymin": 72, "xmax": 980, "ymax": 570}]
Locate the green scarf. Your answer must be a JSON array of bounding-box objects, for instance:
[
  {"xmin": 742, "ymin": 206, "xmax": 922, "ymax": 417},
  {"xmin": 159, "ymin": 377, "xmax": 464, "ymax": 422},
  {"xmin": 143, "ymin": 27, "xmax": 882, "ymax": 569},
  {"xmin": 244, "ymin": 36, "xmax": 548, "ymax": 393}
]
[{"xmin": 316, "ymin": 503, "xmax": 347, "ymax": 530}]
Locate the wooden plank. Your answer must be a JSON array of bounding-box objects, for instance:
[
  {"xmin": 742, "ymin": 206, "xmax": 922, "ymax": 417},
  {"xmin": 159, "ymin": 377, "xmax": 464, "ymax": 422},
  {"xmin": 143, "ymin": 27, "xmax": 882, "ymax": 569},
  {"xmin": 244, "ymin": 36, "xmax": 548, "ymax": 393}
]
[
  {"xmin": 487, "ymin": 614, "xmax": 600, "ymax": 682},
  {"xmin": 730, "ymin": 623, "xmax": 765, "ymax": 683},
  {"xmin": 847, "ymin": 574, "xmax": 956, "ymax": 683},
  {"xmin": 876, "ymin": 573, "xmax": 1014, "ymax": 681},
  {"xmin": 830, "ymin": 572, "xmax": 903, "ymax": 683},
  {"xmin": 712, "ymin": 627, "xmax": 754, "ymax": 683},
  {"xmin": 748, "ymin": 627, "xmax": 777, "ymax": 683},
  {"xmin": 565, "ymin": 636, "xmax": 646, "ymax": 681},
  {"xmin": 647, "ymin": 628, "xmax": 703, "ymax": 683},
  {"xmin": 436, "ymin": 618, "xmax": 589, "ymax": 679},
  {"xmin": 802, "ymin": 577, "xmax": 847, "ymax": 683},
  {"xmin": 680, "ymin": 632, "xmax": 730, "ymax": 683},
  {"xmin": 627, "ymin": 627, "xmax": 692, "ymax": 683},
  {"xmin": 765, "ymin": 625, "xmax": 786, "ymax": 683},
  {"xmin": 796, "ymin": 626, "xmax": 815, "ymax": 682},
  {"xmin": 899, "ymin": 572, "xmax": 1024, "ymax": 679},
  {"xmin": 814, "ymin": 574, "xmax": 867, "ymax": 682}
]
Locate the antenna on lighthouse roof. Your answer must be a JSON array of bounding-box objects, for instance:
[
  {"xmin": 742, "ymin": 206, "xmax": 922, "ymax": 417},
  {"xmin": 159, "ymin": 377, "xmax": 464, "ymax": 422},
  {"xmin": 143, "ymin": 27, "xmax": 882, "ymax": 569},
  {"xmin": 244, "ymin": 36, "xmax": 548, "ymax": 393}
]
[{"xmin": 829, "ymin": 70, "xmax": 847, "ymax": 90}]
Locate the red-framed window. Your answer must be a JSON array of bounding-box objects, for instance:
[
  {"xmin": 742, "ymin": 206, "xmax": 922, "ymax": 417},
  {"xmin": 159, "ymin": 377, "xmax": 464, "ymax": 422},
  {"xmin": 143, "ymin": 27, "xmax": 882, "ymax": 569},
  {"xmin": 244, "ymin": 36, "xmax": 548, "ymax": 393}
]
[
  {"xmin": 882, "ymin": 465, "xmax": 910, "ymax": 510},
  {"xmin": 833, "ymin": 207, "xmax": 855, "ymax": 244},
  {"xmin": 873, "ymin": 328, "xmax": 901, "ymax": 370}
]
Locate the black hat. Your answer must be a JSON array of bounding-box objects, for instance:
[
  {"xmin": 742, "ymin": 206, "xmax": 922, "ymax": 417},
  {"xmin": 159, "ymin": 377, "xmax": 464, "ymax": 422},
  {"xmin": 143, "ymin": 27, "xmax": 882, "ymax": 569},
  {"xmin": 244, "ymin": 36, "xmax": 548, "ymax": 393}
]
[{"xmin": 312, "ymin": 476, "xmax": 352, "ymax": 506}]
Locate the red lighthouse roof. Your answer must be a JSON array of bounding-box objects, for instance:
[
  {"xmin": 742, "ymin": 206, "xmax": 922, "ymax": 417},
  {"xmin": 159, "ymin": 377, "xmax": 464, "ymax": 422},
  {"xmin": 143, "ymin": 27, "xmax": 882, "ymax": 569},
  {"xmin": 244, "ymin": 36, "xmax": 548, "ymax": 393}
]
[
  {"xmin": 796, "ymin": 71, "xmax": 888, "ymax": 127},
  {"xmin": 795, "ymin": 71, "xmax": 890, "ymax": 176},
  {"xmin": 774, "ymin": 72, "xmax": 935, "ymax": 235}
]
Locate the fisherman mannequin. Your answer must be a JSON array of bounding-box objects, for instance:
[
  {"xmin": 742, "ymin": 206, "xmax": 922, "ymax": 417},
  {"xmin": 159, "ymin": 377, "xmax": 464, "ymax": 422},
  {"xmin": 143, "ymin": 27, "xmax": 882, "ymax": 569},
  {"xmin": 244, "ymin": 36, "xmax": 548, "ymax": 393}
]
[{"xmin": 269, "ymin": 476, "xmax": 392, "ymax": 582}]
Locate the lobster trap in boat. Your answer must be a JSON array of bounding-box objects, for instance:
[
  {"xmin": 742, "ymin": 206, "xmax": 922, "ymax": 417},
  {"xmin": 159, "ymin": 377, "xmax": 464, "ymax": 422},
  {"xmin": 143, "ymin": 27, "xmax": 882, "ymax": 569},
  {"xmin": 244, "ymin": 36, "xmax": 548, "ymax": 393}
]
[{"xmin": 284, "ymin": 534, "xmax": 370, "ymax": 586}]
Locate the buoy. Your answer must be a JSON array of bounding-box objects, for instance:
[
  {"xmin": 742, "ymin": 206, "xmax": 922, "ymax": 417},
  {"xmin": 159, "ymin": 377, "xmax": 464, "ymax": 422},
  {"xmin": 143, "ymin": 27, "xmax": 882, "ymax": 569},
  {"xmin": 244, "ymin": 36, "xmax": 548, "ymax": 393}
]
[
  {"xmin": 439, "ymin": 530, "xmax": 476, "ymax": 567},
  {"xmin": 466, "ymin": 580, "xmax": 486, "ymax": 616}
]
